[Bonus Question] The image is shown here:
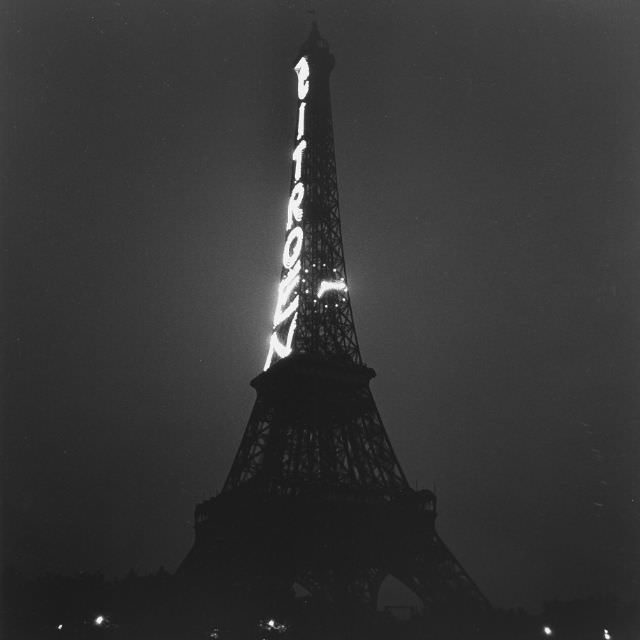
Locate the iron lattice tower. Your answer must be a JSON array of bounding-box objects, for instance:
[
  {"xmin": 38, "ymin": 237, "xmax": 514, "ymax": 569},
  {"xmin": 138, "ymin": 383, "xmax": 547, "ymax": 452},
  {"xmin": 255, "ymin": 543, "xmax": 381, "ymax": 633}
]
[{"xmin": 180, "ymin": 24, "xmax": 490, "ymax": 616}]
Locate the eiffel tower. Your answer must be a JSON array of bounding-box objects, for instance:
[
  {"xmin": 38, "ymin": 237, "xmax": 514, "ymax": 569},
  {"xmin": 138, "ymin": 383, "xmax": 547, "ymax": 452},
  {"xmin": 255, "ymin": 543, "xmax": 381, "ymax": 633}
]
[{"xmin": 180, "ymin": 24, "xmax": 489, "ymax": 616}]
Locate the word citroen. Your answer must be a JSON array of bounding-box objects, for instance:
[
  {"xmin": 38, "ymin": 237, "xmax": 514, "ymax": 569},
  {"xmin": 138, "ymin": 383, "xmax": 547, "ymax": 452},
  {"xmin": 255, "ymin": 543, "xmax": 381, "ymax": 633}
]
[{"xmin": 264, "ymin": 56, "xmax": 310, "ymax": 370}]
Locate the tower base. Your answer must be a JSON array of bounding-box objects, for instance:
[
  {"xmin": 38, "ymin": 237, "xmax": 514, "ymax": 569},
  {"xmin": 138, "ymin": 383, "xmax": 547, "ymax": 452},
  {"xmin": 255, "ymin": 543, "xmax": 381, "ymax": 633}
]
[{"xmin": 178, "ymin": 485, "xmax": 489, "ymax": 615}]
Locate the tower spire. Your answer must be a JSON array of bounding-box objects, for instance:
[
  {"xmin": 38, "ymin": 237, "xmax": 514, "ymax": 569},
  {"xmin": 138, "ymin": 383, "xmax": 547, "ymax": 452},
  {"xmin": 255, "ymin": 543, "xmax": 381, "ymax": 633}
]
[
  {"xmin": 264, "ymin": 20, "xmax": 359, "ymax": 371},
  {"xmin": 301, "ymin": 20, "xmax": 326, "ymax": 53}
]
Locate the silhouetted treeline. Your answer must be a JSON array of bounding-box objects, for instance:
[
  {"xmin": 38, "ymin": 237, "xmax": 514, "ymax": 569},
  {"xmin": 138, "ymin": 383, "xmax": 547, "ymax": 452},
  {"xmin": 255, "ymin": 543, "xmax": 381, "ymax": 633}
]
[{"xmin": 2, "ymin": 565, "xmax": 638, "ymax": 639}]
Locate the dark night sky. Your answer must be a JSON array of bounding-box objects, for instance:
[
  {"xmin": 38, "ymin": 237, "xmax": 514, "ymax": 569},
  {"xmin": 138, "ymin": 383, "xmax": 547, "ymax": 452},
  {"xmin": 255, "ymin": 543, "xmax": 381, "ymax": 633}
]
[{"xmin": 4, "ymin": 0, "xmax": 639, "ymax": 611}]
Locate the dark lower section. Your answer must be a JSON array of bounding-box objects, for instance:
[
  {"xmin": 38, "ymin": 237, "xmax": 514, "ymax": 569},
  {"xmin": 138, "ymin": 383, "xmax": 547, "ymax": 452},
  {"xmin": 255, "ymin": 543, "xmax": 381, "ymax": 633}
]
[{"xmin": 178, "ymin": 485, "xmax": 489, "ymax": 615}]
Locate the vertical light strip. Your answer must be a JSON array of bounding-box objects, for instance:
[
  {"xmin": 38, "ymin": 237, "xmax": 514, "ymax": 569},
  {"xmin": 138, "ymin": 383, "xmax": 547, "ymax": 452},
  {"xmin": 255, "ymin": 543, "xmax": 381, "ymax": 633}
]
[{"xmin": 264, "ymin": 56, "xmax": 310, "ymax": 371}]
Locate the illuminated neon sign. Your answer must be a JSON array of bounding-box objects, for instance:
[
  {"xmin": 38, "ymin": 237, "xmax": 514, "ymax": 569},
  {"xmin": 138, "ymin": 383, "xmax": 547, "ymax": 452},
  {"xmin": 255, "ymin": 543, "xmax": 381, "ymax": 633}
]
[
  {"xmin": 264, "ymin": 56, "xmax": 310, "ymax": 370},
  {"xmin": 317, "ymin": 280, "xmax": 347, "ymax": 298}
]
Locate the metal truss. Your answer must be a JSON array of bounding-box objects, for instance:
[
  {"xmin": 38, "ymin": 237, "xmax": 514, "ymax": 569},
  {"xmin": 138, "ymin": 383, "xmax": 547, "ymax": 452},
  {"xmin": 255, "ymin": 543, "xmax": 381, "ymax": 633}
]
[
  {"xmin": 223, "ymin": 25, "xmax": 403, "ymax": 495},
  {"xmin": 223, "ymin": 356, "xmax": 407, "ymax": 493}
]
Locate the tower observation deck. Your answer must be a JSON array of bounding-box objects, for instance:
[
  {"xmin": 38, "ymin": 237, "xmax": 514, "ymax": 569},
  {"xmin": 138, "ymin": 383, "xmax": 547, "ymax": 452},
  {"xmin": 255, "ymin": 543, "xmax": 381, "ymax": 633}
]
[{"xmin": 179, "ymin": 24, "xmax": 490, "ymax": 616}]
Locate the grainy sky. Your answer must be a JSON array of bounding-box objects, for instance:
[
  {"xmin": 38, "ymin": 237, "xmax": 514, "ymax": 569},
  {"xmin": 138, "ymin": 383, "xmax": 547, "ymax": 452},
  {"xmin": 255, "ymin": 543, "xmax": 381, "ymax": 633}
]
[{"xmin": 4, "ymin": 0, "xmax": 639, "ymax": 611}]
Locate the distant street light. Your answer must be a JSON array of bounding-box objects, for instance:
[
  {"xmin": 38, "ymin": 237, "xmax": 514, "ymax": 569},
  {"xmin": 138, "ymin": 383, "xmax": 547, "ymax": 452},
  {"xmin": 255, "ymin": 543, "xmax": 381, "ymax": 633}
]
[
  {"xmin": 258, "ymin": 617, "xmax": 288, "ymax": 634},
  {"xmin": 94, "ymin": 615, "xmax": 105, "ymax": 626},
  {"xmin": 543, "ymin": 626, "xmax": 553, "ymax": 636}
]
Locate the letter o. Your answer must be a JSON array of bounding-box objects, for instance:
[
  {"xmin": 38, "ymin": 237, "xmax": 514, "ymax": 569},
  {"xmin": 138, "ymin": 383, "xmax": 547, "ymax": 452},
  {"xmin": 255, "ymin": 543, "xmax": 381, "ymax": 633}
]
[{"xmin": 282, "ymin": 226, "xmax": 303, "ymax": 269}]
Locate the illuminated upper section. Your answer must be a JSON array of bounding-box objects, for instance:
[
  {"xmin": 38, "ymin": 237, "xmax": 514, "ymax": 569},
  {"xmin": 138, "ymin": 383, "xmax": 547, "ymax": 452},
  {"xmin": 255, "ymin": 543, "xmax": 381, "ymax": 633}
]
[{"xmin": 264, "ymin": 24, "xmax": 361, "ymax": 371}]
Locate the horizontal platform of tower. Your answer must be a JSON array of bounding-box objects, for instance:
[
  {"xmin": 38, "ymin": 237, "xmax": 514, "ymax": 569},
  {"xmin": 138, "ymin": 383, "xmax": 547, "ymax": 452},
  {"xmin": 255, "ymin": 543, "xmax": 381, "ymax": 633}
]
[{"xmin": 180, "ymin": 487, "xmax": 438, "ymax": 604}]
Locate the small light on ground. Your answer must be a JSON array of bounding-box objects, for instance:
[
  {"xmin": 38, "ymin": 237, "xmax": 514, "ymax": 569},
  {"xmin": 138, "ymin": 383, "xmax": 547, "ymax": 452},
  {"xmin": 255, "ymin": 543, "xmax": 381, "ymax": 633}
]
[
  {"xmin": 543, "ymin": 626, "xmax": 553, "ymax": 636},
  {"xmin": 94, "ymin": 615, "xmax": 105, "ymax": 626},
  {"xmin": 259, "ymin": 617, "xmax": 288, "ymax": 633},
  {"xmin": 604, "ymin": 629, "xmax": 611, "ymax": 640},
  {"xmin": 57, "ymin": 624, "xmax": 63, "ymax": 630}
]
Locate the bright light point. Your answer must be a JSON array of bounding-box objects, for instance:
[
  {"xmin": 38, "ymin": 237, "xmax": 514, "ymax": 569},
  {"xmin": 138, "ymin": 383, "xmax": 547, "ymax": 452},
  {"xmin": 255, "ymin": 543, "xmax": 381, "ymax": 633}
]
[
  {"xmin": 543, "ymin": 626, "xmax": 552, "ymax": 636},
  {"xmin": 259, "ymin": 618, "xmax": 288, "ymax": 633},
  {"xmin": 317, "ymin": 280, "xmax": 348, "ymax": 298},
  {"xmin": 95, "ymin": 616, "xmax": 105, "ymax": 626},
  {"xmin": 57, "ymin": 624, "xmax": 63, "ymax": 630},
  {"xmin": 604, "ymin": 630, "xmax": 611, "ymax": 640}
]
